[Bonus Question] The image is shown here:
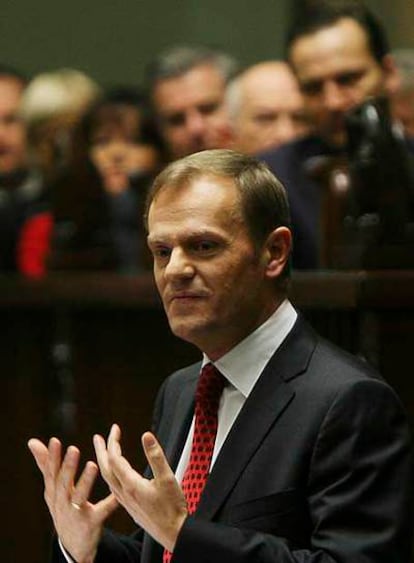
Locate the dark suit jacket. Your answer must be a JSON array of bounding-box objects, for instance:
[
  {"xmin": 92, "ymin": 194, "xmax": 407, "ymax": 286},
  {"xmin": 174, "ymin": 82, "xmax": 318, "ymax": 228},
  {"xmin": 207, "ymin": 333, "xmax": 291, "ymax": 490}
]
[
  {"xmin": 259, "ymin": 136, "xmax": 332, "ymax": 270},
  {"xmin": 54, "ymin": 316, "xmax": 413, "ymax": 562},
  {"xmin": 259, "ymin": 135, "xmax": 414, "ymax": 270}
]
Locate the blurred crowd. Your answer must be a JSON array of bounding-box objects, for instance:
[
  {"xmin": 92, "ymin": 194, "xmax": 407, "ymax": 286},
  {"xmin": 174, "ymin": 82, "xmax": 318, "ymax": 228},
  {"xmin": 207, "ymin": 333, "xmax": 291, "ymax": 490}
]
[{"xmin": 1, "ymin": 1, "xmax": 414, "ymax": 277}]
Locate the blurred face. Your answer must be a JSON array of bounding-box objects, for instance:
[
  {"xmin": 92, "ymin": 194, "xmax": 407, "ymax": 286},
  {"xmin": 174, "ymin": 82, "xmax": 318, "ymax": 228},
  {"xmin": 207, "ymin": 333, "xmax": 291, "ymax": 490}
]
[
  {"xmin": 153, "ymin": 63, "xmax": 232, "ymax": 159},
  {"xmin": 89, "ymin": 107, "xmax": 159, "ymax": 193},
  {"xmin": 147, "ymin": 175, "xmax": 280, "ymax": 359},
  {"xmin": 0, "ymin": 77, "xmax": 28, "ymax": 175},
  {"xmin": 233, "ymin": 63, "xmax": 310, "ymax": 154},
  {"xmin": 290, "ymin": 17, "xmax": 396, "ymax": 147}
]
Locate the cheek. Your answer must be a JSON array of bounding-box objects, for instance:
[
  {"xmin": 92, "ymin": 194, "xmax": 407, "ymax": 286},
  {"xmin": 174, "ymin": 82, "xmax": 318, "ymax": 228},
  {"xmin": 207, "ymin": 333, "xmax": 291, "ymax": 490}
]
[
  {"xmin": 12, "ymin": 127, "xmax": 26, "ymax": 147},
  {"xmin": 304, "ymin": 98, "xmax": 323, "ymax": 119},
  {"xmin": 359, "ymin": 69, "xmax": 384, "ymax": 97},
  {"xmin": 212, "ymin": 261, "xmax": 259, "ymax": 306},
  {"xmin": 165, "ymin": 127, "xmax": 182, "ymax": 142}
]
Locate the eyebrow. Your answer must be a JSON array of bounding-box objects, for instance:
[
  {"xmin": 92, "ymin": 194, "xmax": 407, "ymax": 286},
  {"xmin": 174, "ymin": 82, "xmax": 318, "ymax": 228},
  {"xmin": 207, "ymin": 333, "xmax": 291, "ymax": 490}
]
[{"xmin": 148, "ymin": 228, "xmax": 224, "ymax": 244}]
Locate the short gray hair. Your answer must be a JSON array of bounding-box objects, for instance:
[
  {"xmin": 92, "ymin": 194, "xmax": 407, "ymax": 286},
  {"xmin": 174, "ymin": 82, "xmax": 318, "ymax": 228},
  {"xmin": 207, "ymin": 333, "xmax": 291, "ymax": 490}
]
[{"xmin": 146, "ymin": 45, "xmax": 239, "ymax": 89}]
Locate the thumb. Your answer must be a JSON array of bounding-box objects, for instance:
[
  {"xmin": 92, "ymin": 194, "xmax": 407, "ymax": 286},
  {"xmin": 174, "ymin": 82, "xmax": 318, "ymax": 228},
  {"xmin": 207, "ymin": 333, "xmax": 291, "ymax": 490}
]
[
  {"xmin": 96, "ymin": 492, "xmax": 119, "ymax": 520},
  {"xmin": 141, "ymin": 432, "xmax": 172, "ymax": 480}
]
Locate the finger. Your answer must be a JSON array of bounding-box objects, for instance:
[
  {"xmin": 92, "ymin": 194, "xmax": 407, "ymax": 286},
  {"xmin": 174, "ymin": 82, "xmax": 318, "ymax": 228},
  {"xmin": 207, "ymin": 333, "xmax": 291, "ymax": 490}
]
[
  {"xmin": 141, "ymin": 432, "xmax": 173, "ymax": 480},
  {"xmin": 108, "ymin": 423, "xmax": 122, "ymax": 457},
  {"xmin": 106, "ymin": 424, "xmax": 141, "ymax": 488},
  {"xmin": 56, "ymin": 445, "xmax": 80, "ymax": 498},
  {"xmin": 93, "ymin": 434, "xmax": 110, "ymax": 478},
  {"xmin": 94, "ymin": 434, "xmax": 123, "ymax": 492},
  {"xmin": 27, "ymin": 439, "xmax": 49, "ymax": 475},
  {"xmin": 71, "ymin": 461, "xmax": 99, "ymax": 507},
  {"xmin": 47, "ymin": 437, "xmax": 62, "ymax": 481}
]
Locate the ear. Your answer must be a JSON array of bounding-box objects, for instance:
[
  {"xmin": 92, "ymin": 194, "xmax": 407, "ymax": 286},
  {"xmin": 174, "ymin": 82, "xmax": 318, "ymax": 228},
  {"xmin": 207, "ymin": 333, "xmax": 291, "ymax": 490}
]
[
  {"xmin": 263, "ymin": 227, "xmax": 292, "ymax": 280},
  {"xmin": 381, "ymin": 54, "xmax": 401, "ymax": 96}
]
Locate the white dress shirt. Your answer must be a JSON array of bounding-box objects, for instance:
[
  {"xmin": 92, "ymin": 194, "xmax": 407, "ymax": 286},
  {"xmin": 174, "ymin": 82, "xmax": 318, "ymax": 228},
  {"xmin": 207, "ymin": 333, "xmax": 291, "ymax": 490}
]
[
  {"xmin": 175, "ymin": 298, "xmax": 297, "ymax": 481},
  {"xmin": 60, "ymin": 299, "xmax": 297, "ymax": 561}
]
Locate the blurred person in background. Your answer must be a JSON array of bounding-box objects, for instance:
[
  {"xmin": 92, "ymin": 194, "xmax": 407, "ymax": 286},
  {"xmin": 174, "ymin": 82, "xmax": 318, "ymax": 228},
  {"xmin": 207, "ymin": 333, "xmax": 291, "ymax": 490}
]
[
  {"xmin": 227, "ymin": 61, "xmax": 311, "ymax": 154},
  {"xmin": 20, "ymin": 67, "xmax": 101, "ymax": 185},
  {"xmin": 260, "ymin": 0, "xmax": 403, "ymax": 269},
  {"xmin": 0, "ymin": 64, "xmax": 47, "ymax": 271},
  {"xmin": 146, "ymin": 44, "xmax": 238, "ymax": 160},
  {"xmin": 391, "ymin": 49, "xmax": 414, "ymax": 138},
  {"xmin": 18, "ymin": 87, "xmax": 163, "ymax": 277}
]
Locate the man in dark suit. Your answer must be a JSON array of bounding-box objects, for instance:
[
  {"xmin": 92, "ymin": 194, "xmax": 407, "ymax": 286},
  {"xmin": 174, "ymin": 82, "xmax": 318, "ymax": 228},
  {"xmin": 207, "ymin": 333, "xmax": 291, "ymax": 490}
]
[
  {"xmin": 260, "ymin": 1, "xmax": 413, "ymax": 269},
  {"xmin": 29, "ymin": 149, "xmax": 412, "ymax": 562}
]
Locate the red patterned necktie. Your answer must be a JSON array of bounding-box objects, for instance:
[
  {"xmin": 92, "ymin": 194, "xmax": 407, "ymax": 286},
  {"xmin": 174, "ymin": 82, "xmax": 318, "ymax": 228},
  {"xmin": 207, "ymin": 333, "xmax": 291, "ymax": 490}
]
[{"xmin": 163, "ymin": 363, "xmax": 225, "ymax": 563}]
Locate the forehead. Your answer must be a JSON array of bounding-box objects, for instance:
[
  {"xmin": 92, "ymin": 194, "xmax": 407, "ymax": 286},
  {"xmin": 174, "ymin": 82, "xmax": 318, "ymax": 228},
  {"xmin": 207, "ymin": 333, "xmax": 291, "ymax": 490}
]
[
  {"xmin": 148, "ymin": 174, "xmax": 242, "ymax": 231},
  {"xmin": 242, "ymin": 67, "xmax": 303, "ymax": 109},
  {"xmin": 290, "ymin": 17, "xmax": 379, "ymax": 79},
  {"xmin": 153, "ymin": 64, "xmax": 225, "ymax": 113},
  {"xmin": 90, "ymin": 106, "xmax": 142, "ymax": 140}
]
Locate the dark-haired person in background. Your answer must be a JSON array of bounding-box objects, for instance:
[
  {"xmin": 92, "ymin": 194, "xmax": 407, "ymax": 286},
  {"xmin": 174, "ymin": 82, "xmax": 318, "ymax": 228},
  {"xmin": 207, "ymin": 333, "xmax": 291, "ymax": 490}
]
[
  {"xmin": 29, "ymin": 149, "xmax": 412, "ymax": 563},
  {"xmin": 18, "ymin": 87, "xmax": 163, "ymax": 276},
  {"xmin": 260, "ymin": 0, "xmax": 406, "ymax": 269}
]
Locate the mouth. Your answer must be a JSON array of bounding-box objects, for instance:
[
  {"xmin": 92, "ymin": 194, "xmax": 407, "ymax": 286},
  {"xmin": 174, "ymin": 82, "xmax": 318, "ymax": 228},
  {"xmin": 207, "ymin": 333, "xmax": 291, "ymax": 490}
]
[{"xmin": 168, "ymin": 291, "xmax": 208, "ymax": 305}]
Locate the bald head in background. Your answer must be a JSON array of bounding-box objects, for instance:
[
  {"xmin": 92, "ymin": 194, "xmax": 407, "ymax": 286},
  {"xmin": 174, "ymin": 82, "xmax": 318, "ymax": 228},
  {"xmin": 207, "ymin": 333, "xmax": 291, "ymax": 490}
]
[{"xmin": 227, "ymin": 61, "xmax": 310, "ymax": 154}]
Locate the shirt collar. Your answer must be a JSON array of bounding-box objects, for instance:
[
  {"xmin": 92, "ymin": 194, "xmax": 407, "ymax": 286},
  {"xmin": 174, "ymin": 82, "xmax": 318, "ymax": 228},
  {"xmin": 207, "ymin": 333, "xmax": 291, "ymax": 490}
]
[{"xmin": 203, "ymin": 299, "xmax": 297, "ymax": 398}]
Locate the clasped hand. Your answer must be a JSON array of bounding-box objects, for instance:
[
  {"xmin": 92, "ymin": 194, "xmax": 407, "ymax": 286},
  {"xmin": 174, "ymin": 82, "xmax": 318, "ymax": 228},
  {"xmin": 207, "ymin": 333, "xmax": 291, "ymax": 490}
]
[{"xmin": 28, "ymin": 424, "xmax": 188, "ymax": 562}]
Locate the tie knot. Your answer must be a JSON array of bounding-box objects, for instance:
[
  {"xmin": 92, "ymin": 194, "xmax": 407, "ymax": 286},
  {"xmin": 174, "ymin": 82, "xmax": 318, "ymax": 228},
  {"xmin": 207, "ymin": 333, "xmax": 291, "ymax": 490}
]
[{"xmin": 196, "ymin": 363, "xmax": 226, "ymax": 414}]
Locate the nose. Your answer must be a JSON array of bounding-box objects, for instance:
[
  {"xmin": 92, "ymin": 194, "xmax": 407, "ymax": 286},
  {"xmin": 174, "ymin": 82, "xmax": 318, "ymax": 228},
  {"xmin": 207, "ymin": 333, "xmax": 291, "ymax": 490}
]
[
  {"xmin": 164, "ymin": 247, "xmax": 195, "ymax": 281},
  {"xmin": 273, "ymin": 115, "xmax": 299, "ymax": 145},
  {"xmin": 185, "ymin": 110, "xmax": 206, "ymax": 138},
  {"xmin": 107, "ymin": 140, "xmax": 127, "ymax": 162},
  {"xmin": 322, "ymin": 81, "xmax": 349, "ymax": 112}
]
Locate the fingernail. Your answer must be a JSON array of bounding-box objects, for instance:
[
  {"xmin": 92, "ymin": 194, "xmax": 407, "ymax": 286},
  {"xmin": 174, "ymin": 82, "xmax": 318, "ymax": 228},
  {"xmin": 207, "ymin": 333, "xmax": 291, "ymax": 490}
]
[{"xmin": 145, "ymin": 433, "xmax": 156, "ymax": 447}]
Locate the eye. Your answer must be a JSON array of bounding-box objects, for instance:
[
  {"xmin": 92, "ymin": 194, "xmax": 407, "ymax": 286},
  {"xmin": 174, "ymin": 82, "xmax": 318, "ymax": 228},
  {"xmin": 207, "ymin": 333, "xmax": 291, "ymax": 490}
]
[
  {"xmin": 336, "ymin": 71, "xmax": 364, "ymax": 87},
  {"xmin": 254, "ymin": 112, "xmax": 277, "ymax": 125},
  {"xmin": 164, "ymin": 113, "xmax": 185, "ymax": 127},
  {"xmin": 4, "ymin": 114, "xmax": 20, "ymax": 126},
  {"xmin": 301, "ymin": 80, "xmax": 322, "ymax": 97},
  {"xmin": 198, "ymin": 102, "xmax": 219, "ymax": 116},
  {"xmin": 190, "ymin": 239, "xmax": 220, "ymax": 254},
  {"xmin": 151, "ymin": 245, "xmax": 171, "ymax": 260}
]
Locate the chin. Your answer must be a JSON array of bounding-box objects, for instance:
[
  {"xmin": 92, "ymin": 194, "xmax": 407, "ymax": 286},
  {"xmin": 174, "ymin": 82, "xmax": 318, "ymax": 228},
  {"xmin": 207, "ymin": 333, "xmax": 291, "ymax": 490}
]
[{"xmin": 168, "ymin": 318, "xmax": 210, "ymax": 348}]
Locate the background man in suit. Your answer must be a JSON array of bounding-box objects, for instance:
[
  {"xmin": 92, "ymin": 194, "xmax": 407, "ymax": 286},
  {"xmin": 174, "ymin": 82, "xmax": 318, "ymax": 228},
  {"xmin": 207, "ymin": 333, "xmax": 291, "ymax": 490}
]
[
  {"xmin": 29, "ymin": 149, "xmax": 412, "ymax": 563},
  {"xmin": 146, "ymin": 45, "xmax": 238, "ymax": 161},
  {"xmin": 260, "ymin": 0, "xmax": 403, "ymax": 269}
]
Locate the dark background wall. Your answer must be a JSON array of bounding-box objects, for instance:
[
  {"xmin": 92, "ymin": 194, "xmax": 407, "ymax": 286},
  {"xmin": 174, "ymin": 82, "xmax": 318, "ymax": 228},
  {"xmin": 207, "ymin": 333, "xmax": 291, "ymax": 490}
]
[{"xmin": 1, "ymin": 0, "xmax": 413, "ymax": 87}]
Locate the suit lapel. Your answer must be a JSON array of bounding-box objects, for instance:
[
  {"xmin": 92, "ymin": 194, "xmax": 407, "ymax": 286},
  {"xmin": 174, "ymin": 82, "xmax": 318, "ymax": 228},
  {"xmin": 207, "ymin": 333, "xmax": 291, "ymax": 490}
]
[
  {"xmin": 195, "ymin": 316, "xmax": 317, "ymax": 519},
  {"xmin": 164, "ymin": 367, "xmax": 199, "ymax": 471}
]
